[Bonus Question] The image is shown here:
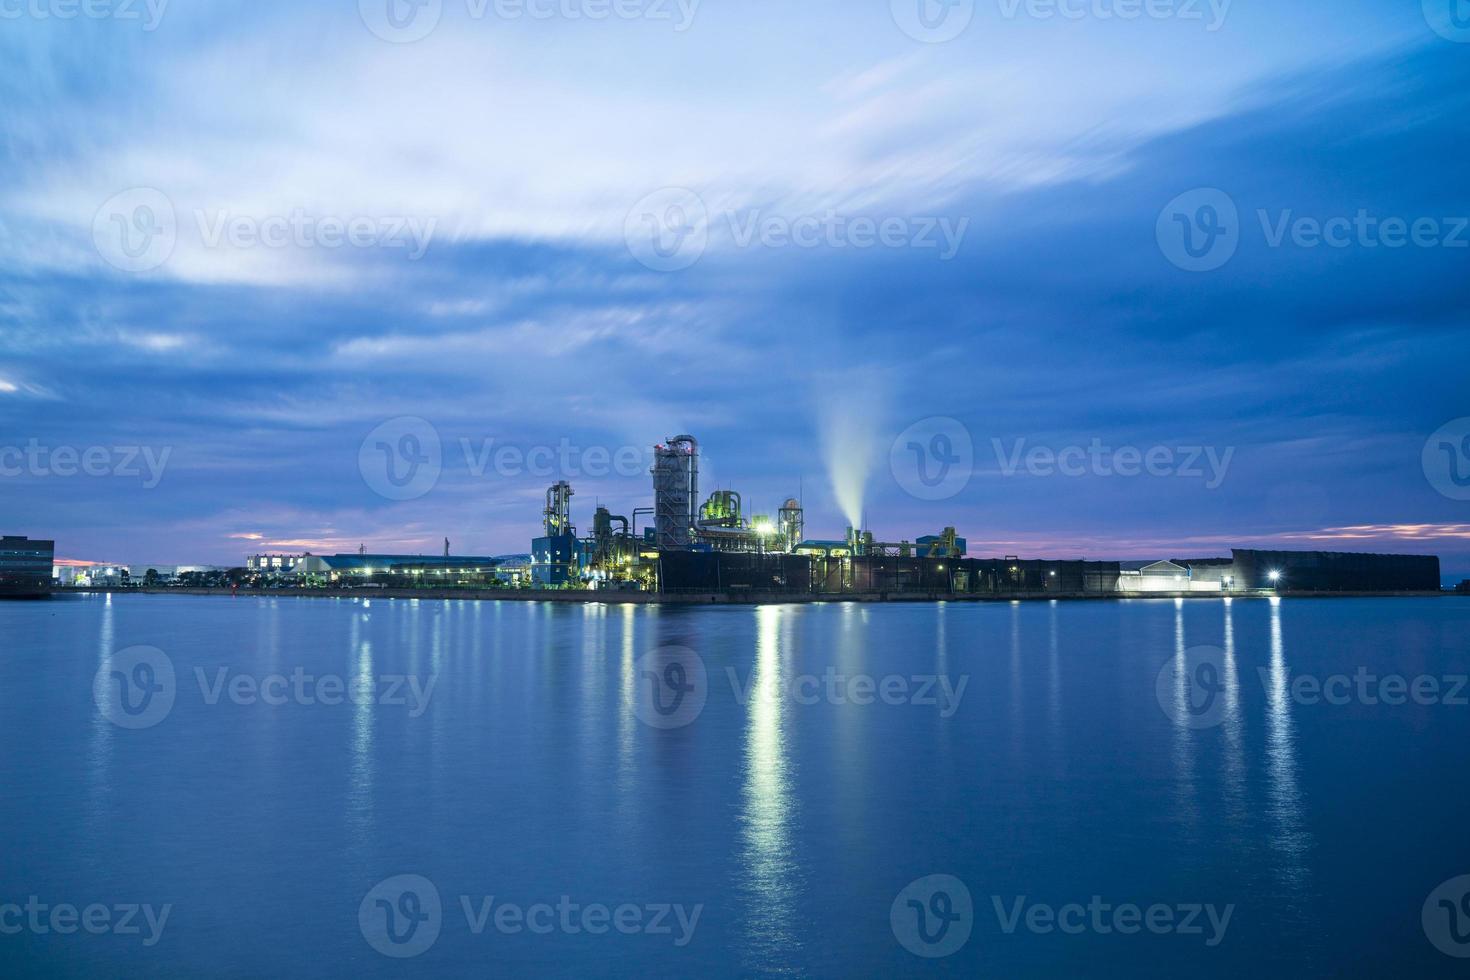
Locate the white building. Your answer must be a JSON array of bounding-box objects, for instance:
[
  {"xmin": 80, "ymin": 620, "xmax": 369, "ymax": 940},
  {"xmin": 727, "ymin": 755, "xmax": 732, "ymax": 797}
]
[{"xmin": 1116, "ymin": 560, "xmax": 1222, "ymax": 593}]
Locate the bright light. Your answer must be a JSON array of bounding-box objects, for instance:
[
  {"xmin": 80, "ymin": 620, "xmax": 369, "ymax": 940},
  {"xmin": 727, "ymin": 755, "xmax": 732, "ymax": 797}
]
[
  {"xmin": 1268, "ymin": 570, "xmax": 1282, "ymax": 582},
  {"xmin": 753, "ymin": 519, "xmax": 775, "ymax": 537}
]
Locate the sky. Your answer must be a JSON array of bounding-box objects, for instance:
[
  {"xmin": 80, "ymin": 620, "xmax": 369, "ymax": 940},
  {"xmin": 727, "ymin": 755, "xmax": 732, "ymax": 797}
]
[{"xmin": 1, "ymin": 0, "xmax": 1468, "ymax": 582}]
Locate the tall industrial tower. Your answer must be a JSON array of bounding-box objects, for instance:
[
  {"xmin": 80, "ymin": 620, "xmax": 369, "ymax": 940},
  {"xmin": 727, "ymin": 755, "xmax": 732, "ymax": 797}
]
[
  {"xmin": 544, "ymin": 480, "xmax": 575, "ymax": 537},
  {"xmin": 652, "ymin": 435, "xmax": 699, "ymax": 550}
]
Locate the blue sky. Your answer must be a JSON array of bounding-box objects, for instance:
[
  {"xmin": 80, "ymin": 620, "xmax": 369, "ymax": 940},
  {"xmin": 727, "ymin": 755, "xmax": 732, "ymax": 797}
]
[{"xmin": 2, "ymin": 1, "xmax": 1468, "ymax": 580}]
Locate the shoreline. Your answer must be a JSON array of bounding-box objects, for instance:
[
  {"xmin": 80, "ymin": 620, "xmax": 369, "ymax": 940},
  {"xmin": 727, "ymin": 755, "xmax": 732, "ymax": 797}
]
[{"xmin": 49, "ymin": 586, "xmax": 1460, "ymax": 605}]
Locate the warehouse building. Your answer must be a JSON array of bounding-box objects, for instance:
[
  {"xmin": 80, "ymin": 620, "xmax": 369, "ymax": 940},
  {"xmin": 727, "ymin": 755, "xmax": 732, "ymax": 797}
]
[{"xmin": 0, "ymin": 535, "xmax": 54, "ymax": 598}]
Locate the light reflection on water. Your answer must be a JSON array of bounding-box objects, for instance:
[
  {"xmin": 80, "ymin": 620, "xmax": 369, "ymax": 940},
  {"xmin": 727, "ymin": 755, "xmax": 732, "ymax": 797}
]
[
  {"xmin": 1264, "ymin": 598, "xmax": 1310, "ymax": 893},
  {"xmin": 739, "ymin": 606, "xmax": 800, "ymax": 968},
  {"xmin": 5, "ymin": 594, "xmax": 1465, "ymax": 977}
]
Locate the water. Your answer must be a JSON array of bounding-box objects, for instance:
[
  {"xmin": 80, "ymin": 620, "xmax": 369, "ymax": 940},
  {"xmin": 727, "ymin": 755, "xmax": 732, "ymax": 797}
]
[{"xmin": 3, "ymin": 593, "xmax": 1469, "ymax": 977}]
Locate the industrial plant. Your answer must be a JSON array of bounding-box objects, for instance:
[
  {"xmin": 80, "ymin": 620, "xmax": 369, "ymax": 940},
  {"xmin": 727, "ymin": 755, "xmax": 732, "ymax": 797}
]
[
  {"xmin": 515, "ymin": 433, "xmax": 1443, "ymax": 598},
  {"xmin": 11, "ymin": 434, "xmax": 1449, "ymax": 601}
]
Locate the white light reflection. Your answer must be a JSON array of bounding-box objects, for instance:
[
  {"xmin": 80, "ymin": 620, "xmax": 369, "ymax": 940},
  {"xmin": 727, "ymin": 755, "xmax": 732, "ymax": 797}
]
[
  {"xmin": 1264, "ymin": 598, "xmax": 1310, "ymax": 891},
  {"xmin": 740, "ymin": 605, "xmax": 799, "ymax": 962}
]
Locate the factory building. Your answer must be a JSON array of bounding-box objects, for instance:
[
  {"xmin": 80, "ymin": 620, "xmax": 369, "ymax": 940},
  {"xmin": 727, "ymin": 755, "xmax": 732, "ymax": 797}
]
[
  {"xmin": 1228, "ymin": 549, "xmax": 1440, "ymax": 592},
  {"xmin": 246, "ymin": 553, "xmax": 310, "ymax": 573},
  {"xmin": 1118, "ymin": 560, "xmax": 1226, "ymax": 593},
  {"xmin": 292, "ymin": 553, "xmax": 517, "ymax": 587},
  {"xmin": 0, "ymin": 535, "xmax": 54, "ymax": 598},
  {"xmin": 519, "ymin": 433, "xmax": 1443, "ymax": 598},
  {"xmin": 71, "ymin": 564, "xmax": 229, "ymax": 586}
]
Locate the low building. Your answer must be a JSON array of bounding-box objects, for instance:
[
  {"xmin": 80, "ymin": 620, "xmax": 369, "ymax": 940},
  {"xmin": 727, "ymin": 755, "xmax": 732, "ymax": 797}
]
[
  {"xmin": 246, "ymin": 553, "xmax": 310, "ymax": 573},
  {"xmin": 1230, "ymin": 549, "xmax": 1440, "ymax": 592},
  {"xmin": 293, "ymin": 553, "xmax": 507, "ymax": 587},
  {"xmin": 532, "ymin": 534, "xmax": 582, "ymax": 587},
  {"xmin": 1118, "ymin": 560, "xmax": 1185, "ymax": 592},
  {"xmin": 0, "ymin": 535, "xmax": 54, "ymax": 598}
]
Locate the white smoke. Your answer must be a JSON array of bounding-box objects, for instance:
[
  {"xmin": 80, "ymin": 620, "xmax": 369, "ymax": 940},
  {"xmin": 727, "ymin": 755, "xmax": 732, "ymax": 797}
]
[{"xmin": 817, "ymin": 384, "xmax": 888, "ymax": 532}]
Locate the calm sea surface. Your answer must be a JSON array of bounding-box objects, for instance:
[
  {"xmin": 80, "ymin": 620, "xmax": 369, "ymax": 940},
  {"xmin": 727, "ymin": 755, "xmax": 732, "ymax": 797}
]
[{"xmin": 3, "ymin": 593, "xmax": 1470, "ymax": 977}]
